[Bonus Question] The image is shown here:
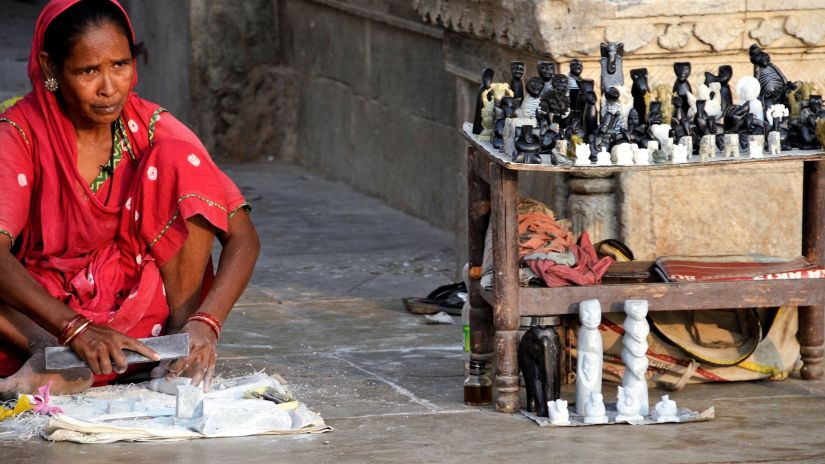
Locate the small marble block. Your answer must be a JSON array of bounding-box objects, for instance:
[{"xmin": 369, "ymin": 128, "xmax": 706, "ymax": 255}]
[{"xmin": 176, "ymin": 384, "xmax": 204, "ymax": 420}]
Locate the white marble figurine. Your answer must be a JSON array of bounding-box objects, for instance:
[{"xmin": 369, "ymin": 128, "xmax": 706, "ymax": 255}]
[
  {"xmin": 736, "ymin": 76, "xmax": 763, "ymax": 122},
  {"xmin": 749, "ymin": 134, "xmax": 764, "ymax": 158},
  {"xmin": 615, "ymin": 385, "xmax": 643, "ymax": 423},
  {"xmin": 612, "ymin": 143, "xmax": 634, "ymax": 166},
  {"xmin": 653, "ymin": 395, "xmax": 680, "ymax": 423},
  {"xmin": 574, "ymin": 143, "xmax": 591, "ymax": 166},
  {"xmin": 576, "ymin": 299, "xmax": 603, "ymax": 415},
  {"xmin": 768, "ymin": 131, "xmax": 781, "ymax": 155},
  {"xmin": 671, "ymin": 144, "xmax": 688, "ymax": 163},
  {"xmin": 632, "ymin": 147, "xmax": 650, "ymax": 165},
  {"xmin": 548, "ymin": 399, "xmax": 571, "ymax": 426},
  {"xmin": 622, "ymin": 300, "xmax": 650, "ymax": 416},
  {"xmin": 583, "ymin": 391, "xmax": 609, "ymax": 425},
  {"xmin": 699, "ymin": 134, "xmax": 716, "ymax": 161},
  {"xmin": 596, "ymin": 147, "xmax": 612, "ymax": 166},
  {"xmin": 723, "ymin": 133, "xmax": 739, "ymax": 158}
]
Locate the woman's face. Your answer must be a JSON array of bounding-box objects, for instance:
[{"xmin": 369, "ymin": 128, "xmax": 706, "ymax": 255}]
[{"xmin": 52, "ymin": 21, "xmax": 134, "ymax": 129}]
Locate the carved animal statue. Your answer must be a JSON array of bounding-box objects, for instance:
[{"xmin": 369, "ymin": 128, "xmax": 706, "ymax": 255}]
[
  {"xmin": 479, "ymin": 83, "xmax": 514, "ymax": 140},
  {"xmin": 652, "ymin": 84, "xmax": 674, "ymax": 125},
  {"xmin": 518, "ymin": 325, "xmax": 561, "ymax": 417},
  {"xmin": 630, "ymin": 68, "xmax": 650, "ymax": 124},
  {"xmin": 599, "ymin": 42, "xmax": 624, "ymax": 96}
]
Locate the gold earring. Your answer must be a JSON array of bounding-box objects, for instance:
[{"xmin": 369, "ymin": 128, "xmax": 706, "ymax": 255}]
[{"xmin": 44, "ymin": 77, "xmax": 59, "ymax": 92}]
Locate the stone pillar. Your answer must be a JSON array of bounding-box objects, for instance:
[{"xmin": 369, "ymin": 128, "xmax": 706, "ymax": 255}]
[{"xmin": 567, "ymin": 173, "xmax": 617, "ymax": 244}]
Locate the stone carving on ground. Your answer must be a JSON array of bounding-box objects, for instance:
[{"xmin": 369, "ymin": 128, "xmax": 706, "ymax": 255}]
[
  {"xmin": 615, "ymin": 385, "xmax": 643, "ymax": 423},
  {"xmin": 583, "ymin": 392, "xmax": 608, "ymax": 424},
  {"xmin": 622, "ymin": 299, "xmax": 650, "ymax": 416},
  {"xmin": 547, "ymin": 399, "xmax": 570, "ymax": 425},
  {"xmin": 576, "ymin": 299, "xmax": 603, "ymax": 415},
  {"xmin": 653, "ymin": 395, "xmax": 680, "ymax": 423}
]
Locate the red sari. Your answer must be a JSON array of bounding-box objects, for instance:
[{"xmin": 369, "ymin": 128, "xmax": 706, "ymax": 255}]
[{"xmin": 0, "ymin": 0, "xmax": 248, "ymax": 383}]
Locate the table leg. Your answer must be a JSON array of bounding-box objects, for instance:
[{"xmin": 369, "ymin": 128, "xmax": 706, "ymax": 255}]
[
  {"xmin": 490, "ymin": 164, "xmax": 520, "ymax": 412},
  {"xmin": 801, "ymin": 160, "xmax": 825, "ymax": 379},
  {"xmin": 467, "ymin": 148, "xmax": 494, "ymax": 368}
]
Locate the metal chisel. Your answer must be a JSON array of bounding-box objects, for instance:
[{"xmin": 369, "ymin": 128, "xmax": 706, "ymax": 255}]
[{"xmin": 44, "ymin": 333, "xmax": 189, "ymax": 371}]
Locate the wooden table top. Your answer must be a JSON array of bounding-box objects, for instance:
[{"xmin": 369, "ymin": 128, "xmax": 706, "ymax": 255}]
[{"xmin": 461, "ymin": 122, "xmax": 825, "ymax": 173}]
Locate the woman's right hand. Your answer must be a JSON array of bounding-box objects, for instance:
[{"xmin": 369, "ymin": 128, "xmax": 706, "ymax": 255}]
[{"xmin": 68, "ymin": 324, "xmax": 160, "ymax": 375}]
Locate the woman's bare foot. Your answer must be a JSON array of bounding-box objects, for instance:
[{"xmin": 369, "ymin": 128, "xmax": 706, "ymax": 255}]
[{"xmin": 0, "ymin": 351, "xmax": 92, "ymax": 399}]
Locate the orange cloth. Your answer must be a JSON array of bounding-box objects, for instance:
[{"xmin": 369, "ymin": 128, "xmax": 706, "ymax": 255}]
[{"xmin": 518, "ymin": 211, "xmax": 575, "ymax": 258}]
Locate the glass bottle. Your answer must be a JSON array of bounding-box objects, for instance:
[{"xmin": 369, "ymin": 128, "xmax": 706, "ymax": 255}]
[{"xmin": 464, "ymin": 360, "xmax": 492, "ymax": 405}]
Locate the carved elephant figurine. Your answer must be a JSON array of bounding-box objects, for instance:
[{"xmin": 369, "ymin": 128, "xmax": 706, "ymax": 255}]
[{"xmin": 517, "ymin": 325, "xmax": 561, "ymax": 417}]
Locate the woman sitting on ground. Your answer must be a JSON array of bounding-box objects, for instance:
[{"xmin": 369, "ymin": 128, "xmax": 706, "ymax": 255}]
[{"xmin": 0, "ymin": 0, "xmax": 260, "ymax": 395}]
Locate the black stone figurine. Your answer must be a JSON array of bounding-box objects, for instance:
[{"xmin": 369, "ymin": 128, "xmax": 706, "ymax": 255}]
[
  {"xmin": 579, "ymin": 79, "xmax": 599, "ymax": 140},
  {"xmin": 473, "ymin": 68, "xmax": 494, "ymax": 134},
  {"xmin": 510, "ymin": 61, "xmax": 525, "ymax": 102},
  {"xmin": 693, "ymin": 99, "xmax": 715, "ymax": 136},
  {"xmin": 513, "ymin": 125, "xmax": 543, "ymax": 164},
  {"xmin": 671, "ymin": 95, "xmax": 690, "ymax": 140},
  {"xmin": 753, "ymin": 48, "xmax": 790, "ymax": 109},
  {"xmin": 493, "ymin": 96, "xmax": 516, "ymax": 150},
  {"xmin": 599, "ymin": 42, "xmax": 624, "ymax": 96},
  {"xmin": 704, "ymin": 65, "xmax": 733, "ymax": 111},
  {"xmin": 673, "ymin": 62, "xmax": 692, "ymax": 112},
  {"xmin": 543, "ymin": 73, "xmax": 570, "ymax": 125},
  {"xmin": 618, "ymin": 108, "xmax": 646, "ymax": 146},
  {"xmin": 521, "ymin": 77, "xmax": 545, "ymax": 120},
  {"xmin": 799, "ymin": 95, "xmax": 824, "ymax": 149},
  {"xmin": 537, "ymin": 61, "xmax": 556, "ymax": 98},
  {"xmin": 630, "ymin": 68, "xmax": 649, "ymax": 125},
  {"xmin": 518, "ymin": 326, "xmax": 561, "ymax": 417},
  {"xmin": 568, "ymin": 59, "xmax": 584, "ymax": 112}
]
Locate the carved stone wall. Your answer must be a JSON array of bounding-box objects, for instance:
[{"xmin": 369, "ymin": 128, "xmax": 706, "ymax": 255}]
[{"xmin": 422, "ymin": 0, "xmax": 818, "ymax": 260}]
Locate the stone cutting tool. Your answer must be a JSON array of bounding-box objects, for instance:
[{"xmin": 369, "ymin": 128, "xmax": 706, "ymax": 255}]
[{"xmin": 44, "ymin": 333, "xmax": 190, "ymax": 370}]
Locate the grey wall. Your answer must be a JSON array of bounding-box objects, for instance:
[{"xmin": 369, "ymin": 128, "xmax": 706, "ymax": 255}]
[
  {"xmin": 125, "ymin": 0, "xmax": 463, "ymax": 233},
  {"xmin": 124, "ymin": 0, "xmax": 193, "ymax": 127},
  {"xmin": 280, "ymin": 0, "xmax": 462, "ymax": 230}
]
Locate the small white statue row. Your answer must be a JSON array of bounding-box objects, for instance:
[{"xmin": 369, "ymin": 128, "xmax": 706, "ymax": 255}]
[{"xmin": 564, "ymin": 298, "xmax": 680, "ymax": 425}]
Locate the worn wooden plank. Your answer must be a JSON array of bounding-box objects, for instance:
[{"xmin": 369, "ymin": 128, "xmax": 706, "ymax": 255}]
[
  {"xmin": 460, "ymin": 122, "xmax": 825, "ymax": 174},
  {"xmin": 466, "ymin": 147, "xmax": 494, "ymax": 365},
  {"xmin": 512, "ymin": 279, "xmax": 825, "ymax": 316},
  {"xmin": 800, "ymin": 160, "xmax": 825, "ymax": 380},
  {"xmin": 490, "ymin": 164, "xmax": 520, "ymax": 413}
]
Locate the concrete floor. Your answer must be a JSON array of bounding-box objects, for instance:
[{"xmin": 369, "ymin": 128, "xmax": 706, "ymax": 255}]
[
  {"xmin": 1, "ymin": 163, "xmax": 825, "ymax": 463},
  {"xmin": 3, "ymin": 1, "xmax": 825, "ymax": 461}
]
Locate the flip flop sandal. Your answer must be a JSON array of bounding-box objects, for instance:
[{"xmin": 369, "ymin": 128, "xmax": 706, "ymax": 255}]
[{"xmin": 403, "ymin": 282, "xmax": 468, "ymax": 316}]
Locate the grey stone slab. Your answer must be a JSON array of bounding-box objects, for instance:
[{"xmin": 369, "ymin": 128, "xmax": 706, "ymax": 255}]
[
  {"xmin": 368, "ymin": 21, "xmax": 455, "ymax": 125},
  {"xmin": 281, "ymin": 0, "xmax": 368, "ymax": 94},
  {"xmin": 349, "ymin": 96, "xmax": 463, "ymax": 230}
]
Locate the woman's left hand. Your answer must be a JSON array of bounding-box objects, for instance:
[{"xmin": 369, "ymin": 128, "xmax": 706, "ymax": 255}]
[{"xmin": 153, "ymin": 320, "xmax": 218, "ymax": 391}]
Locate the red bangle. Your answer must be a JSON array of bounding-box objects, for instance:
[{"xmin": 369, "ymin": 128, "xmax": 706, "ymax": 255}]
[
  {"xmin": 58, "ymin": 315, "xmax": 88, "ymax": 345},
  {"xmin": 186, "ymin": 312, "xmax": 222, "ymax": 339}
]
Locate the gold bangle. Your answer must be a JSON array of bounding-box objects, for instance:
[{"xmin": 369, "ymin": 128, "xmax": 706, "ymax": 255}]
[{"xmin": 62, "ymin": 320, "xmax": 92, "ymax": 346}]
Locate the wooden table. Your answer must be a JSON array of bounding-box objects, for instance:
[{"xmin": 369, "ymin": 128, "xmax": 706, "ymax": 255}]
[{"xmin": 462, "ymin": 124, "xmax": 825, "ymax": 413}]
